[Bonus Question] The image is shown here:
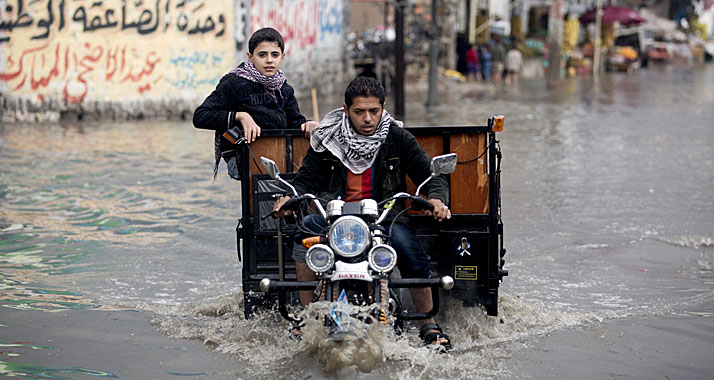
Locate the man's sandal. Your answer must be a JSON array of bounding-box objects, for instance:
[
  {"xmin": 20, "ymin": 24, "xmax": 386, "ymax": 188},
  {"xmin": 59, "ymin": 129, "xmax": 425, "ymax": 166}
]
[
  {"xmin": 419, "ymin": 323, "xmax": 453, "ymax": 352},
  {"xmin": 290, "ymin": 322, "xmax": 305, "ymax": 341}
]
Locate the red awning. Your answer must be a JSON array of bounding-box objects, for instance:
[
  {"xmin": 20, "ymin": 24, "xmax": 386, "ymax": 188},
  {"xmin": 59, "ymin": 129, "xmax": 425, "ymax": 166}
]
[{"xmin": 579, "ymin": 6, "xmax": 646, "ymax": 26}]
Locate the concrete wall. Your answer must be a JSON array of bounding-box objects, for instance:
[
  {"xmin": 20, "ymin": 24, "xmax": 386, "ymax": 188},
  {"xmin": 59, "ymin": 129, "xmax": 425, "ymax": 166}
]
[{"xmin": 0, "ymin": 0, "xmax": 348, "ymax": 122}]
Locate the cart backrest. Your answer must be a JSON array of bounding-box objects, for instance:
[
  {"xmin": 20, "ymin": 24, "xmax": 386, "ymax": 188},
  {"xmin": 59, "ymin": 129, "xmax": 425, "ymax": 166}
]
[{"xmin": 244, "ymin": 126, "xmax": 491, "ymax": 216}]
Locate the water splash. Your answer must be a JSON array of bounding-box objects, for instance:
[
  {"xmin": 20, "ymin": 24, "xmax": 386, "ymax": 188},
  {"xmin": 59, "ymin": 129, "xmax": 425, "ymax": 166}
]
[
  {"xmin": 146, "ymin": 290, "xmax": 608, "ymax": 379},
  {"xmin": 300, "ymin": 301, "xmax": 386, "ymax": 375},
  {"xmin": 657, "ymin": 235, "xmax": 714, "ymax": 250}
]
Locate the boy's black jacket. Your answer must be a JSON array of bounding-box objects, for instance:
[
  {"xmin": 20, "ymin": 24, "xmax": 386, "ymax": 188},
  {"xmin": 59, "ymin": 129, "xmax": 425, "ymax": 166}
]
[{"xmin": 193, "ymin": 68, "xmax": 307, "ymax": 154}]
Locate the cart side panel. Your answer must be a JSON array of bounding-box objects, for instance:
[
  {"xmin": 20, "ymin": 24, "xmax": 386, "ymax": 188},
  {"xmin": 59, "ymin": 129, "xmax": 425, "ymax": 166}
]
[
  {"xmin": 411, "ymin": 132, "xmax": 489, "ymax": 214},
  {"xmin": 414, "ymin": 134, "xmax": 444, "ymax": 158},
  {"xmin": 292, "ymin": 137, "xmax": 310, "ymax": 169},
  {"xmin": 450, "ymin": 132, "xmax": 489, "ymax": 214}
]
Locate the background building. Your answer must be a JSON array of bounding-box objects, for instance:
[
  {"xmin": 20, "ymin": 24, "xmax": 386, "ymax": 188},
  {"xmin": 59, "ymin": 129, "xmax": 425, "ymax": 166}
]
[{"xmin": 1, "ymin": 0, "xmax": 350, "ymax": 122}]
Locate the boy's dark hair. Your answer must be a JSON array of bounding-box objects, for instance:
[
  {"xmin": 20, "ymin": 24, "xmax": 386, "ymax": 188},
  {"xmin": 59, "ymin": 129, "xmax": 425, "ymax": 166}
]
[
  {"xmin": 248, "ymin": 27, "xmax": 285, "ymax": 54},
  {"xmin": 344, "ymin": 77, "xmax": 386, "ymax": 108}
]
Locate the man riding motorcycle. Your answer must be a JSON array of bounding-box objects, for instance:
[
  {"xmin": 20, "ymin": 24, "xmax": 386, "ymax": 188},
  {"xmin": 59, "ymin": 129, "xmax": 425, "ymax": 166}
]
[{"xmin": 273, "ymin": 76, "xmax": 453, "ymax": 350}]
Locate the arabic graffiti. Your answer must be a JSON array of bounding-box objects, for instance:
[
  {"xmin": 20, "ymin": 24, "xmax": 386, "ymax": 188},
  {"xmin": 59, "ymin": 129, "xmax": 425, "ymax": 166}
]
[
  {"xmin": 1, "ymin": 0, "xmax": 348, "ymax": 110},
  {"xmin": 319, "ymin": 0, "xmax": 342, "ymax": 41},
  {"xmin": 245, "ymin": 0, "xmax": 344, "ymax": 91},
  {"xmin": 0, "ymin": 0, "xmax": 227, "ymax": 43},
  {"xmin": 233, "ymin": 0, "xmax": 249, "ymax": 51},
  {"xmin": 0, "ymin": 41, "xmax": 162, "ymax": 103},
  {"xmin": 1, "ymin": 0, "xmax": 233, "ymax": 103},
  {"xmin": 250, "ymin": 0, "xmax": 317, "ymax": 53},
  {"xmin": 166, "ymin": 48, "xmax": 225, "ymax": 90},
  {"xmin": 249, "ymin": 0, "xmax": 342, "ymax": 57}
]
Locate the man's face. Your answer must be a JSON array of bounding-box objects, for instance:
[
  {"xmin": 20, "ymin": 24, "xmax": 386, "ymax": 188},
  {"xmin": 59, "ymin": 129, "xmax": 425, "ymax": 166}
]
[
  {"xmin": 344, "ymin": 96, "xmax": 384, "ymax": 136},
  {"xmin": 247, "ymin": 41, "xmax": 285, "ymax": 77}
]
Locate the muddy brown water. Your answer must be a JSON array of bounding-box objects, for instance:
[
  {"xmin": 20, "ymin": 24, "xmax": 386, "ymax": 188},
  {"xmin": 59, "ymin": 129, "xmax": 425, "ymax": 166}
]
[{"xmin": 1, "ymin": 63, "xmax": 712, "ymax": 379}]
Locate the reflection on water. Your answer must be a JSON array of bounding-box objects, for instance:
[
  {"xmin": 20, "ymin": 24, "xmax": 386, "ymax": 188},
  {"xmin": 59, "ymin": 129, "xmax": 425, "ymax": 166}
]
[
  {"xmin": 0, "ymin": 342, "xmax": 117, "ymax": 379},
  {"xmin": 0, "ymin": 225, "xmax": 120, "ymax": 311},
  {"xmin": 1, "ymin": 120, "xmax": 241, "ymax": 308},
  {"xmin": 1, "ymin": 64, "xmax": 713, "ymax": 378}
]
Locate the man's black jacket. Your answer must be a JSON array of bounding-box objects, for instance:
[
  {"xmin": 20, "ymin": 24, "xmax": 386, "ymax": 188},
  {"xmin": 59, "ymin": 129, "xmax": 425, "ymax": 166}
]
[{"xmin": 292, "ymin": 125, "xmax": 450, "ymax": 225}]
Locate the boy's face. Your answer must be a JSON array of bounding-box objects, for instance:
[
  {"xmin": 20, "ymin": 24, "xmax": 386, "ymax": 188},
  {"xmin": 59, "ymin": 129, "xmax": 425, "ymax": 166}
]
[
  {"xmin": 247, "ymin": 41, "xmax": 285, "ymax": 77},
  {"xmin": 344, "ymin": 96, "xmax": 384, "ymax": 136}
]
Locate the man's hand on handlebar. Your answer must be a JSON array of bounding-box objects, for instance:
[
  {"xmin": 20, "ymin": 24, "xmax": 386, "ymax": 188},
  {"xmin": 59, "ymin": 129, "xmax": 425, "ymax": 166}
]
[
  {"xmin": 273, "ymin": 196, "xmax": 293, "ymax": 218},
  {"xmin": 425, "ymin": 199, "xmax": 451, "ymax": 222}
]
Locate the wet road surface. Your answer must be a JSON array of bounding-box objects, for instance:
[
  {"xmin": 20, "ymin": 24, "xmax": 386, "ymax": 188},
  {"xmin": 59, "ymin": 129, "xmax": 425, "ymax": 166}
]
[{"xmin": 1, "ymin": 63, "xmax": 712, "ymax": 379}]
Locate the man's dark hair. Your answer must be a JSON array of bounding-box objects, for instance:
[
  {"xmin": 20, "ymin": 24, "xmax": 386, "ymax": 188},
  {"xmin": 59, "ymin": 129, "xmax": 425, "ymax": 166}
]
[
  {"xmin": 248, "ymin": 27, "xmax": 285, "ymax": 54},
  {"xmin": 344, "ymin": 77, "xmax": 386, "ymax": 108}
]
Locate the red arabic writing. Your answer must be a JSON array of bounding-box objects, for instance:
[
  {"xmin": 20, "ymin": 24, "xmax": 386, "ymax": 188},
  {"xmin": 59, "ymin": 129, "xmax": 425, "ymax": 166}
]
[{"xmin": 1, "ymin": 41, "xmax": 161, "ymax": 103}]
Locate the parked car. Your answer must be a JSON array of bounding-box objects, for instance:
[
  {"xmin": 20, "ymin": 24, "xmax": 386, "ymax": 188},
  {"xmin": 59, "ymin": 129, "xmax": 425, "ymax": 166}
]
[{"xmin": 646, "ymin": 43, "xmax": 668, "ymax": 61}]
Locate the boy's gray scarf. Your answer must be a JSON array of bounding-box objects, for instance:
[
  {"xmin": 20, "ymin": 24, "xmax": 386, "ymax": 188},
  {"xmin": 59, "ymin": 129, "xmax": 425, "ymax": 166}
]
[
  {"xmin": 230, "ymin": 61, "xmax": 285, "ymax": 101},
  {"xmin": 310, "ymin": 108, "xmax": 401, "ymax": 174}
]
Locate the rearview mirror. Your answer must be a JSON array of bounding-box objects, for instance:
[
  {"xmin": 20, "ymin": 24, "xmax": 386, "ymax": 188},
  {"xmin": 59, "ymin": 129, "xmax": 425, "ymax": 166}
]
[
  {"xmin": 260, "ymin": 157, "xmax": 280, "ymax": 179},
  {"xmin": 415, "ymin": 153, "xmax": 458, "ymax": 196},
  {"xmin": 430, "ymin": 153, "xmax": 458, "ymax": 176},
  {"xmin": 260, "ymin": 156, "xmax": 299, "ymax": 196}
]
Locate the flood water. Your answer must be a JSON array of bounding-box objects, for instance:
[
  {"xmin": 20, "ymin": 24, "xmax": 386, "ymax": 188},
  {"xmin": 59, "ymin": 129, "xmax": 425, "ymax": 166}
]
[{"xmin": 1, "ymin": 63, "xmax": 713, "ymax": 379}]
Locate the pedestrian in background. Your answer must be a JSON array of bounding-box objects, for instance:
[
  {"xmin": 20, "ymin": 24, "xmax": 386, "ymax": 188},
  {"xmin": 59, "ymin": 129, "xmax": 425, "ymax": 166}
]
[
  {"xmin": 480, "ymin": 46, "xmax": 492, "ymax": 82},
  {"xmin": 490, "ymin": 38, "xmax": 505, "ymax": 84},
  {"xmin": 465, "ymin": 44, "xmax": 481, "ymax": 82},
  {"xmin": 504, "ymin": 45, "xmax": 523, "ymax": 85},
  {"xmin": 193, "ymin": 27, "xmax": 319, "ymax": 180}
]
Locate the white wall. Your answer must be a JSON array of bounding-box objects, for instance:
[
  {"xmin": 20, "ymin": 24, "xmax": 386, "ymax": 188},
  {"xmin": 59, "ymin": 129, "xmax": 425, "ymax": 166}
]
[{"xmin": 0, "ymin": 0, "xmax": 349, "ymax": 121}]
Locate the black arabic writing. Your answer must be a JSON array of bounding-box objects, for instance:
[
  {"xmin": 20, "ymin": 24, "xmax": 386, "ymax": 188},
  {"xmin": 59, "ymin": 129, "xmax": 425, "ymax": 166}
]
[{"xmin": 0, "ymin": 0, "xmax": 226, "ymax": 44}]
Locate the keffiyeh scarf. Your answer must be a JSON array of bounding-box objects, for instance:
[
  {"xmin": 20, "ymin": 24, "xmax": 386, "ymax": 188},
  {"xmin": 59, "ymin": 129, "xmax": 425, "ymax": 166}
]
[{"xmin": 310, "ymin": 108, "xmax": 402, "ymax": 174}]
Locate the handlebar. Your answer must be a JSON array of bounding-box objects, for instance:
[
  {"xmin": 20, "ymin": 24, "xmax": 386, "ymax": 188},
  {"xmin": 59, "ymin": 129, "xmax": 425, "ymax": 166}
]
[
  {"xmin": 410, "ymin": 196, "xmax": 434, "ymax": 212},
  {"xmin": 269, "ymin": 193, "xmax": 436, "ymax": 223},
  {"xmin": 376, "ymin": 193, "xmax": 435, "ymax": 224},
  {"xmin": 282, "ymin": 196, "xmax": 302, "ymax": 211},
  {"xmin": 266, "ymin": 194, "xmax": 327, "ymax": 220},
  {"xmin": 261, "ymin": 194, "xmax": 309, "ymax": 221}
]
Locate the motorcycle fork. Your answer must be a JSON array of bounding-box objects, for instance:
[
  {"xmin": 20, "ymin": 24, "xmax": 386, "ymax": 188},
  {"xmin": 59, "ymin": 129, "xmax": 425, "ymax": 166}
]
[{"xmin": 378, "ymin": 277, "xmax": 389, "ymax": 324}]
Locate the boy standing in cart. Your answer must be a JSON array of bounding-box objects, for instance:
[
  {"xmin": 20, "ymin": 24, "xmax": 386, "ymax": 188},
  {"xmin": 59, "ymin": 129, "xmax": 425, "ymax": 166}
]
[{"xmin": 193, "ymin": 27, "xmax": 318, "ymax": 179}]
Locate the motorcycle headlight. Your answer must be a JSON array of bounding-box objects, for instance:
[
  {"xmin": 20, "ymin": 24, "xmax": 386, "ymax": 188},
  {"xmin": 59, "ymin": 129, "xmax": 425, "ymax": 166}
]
[
  {"xmin": 368, "ymin": 244, "xmax": 397, "ymax": 273},
  {"xmin": 328, "ymin": 216, "xmax": 370, "ymax": 257},
  {"xmin": 306, "ymin": 244, "xmax": 335, "ymax": 274}
]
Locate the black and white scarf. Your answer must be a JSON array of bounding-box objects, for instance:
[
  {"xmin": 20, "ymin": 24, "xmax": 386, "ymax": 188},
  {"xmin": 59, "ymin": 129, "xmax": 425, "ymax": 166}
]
[{"xmin": 310, "ymin": 108, "xmax": 402, "ymax": 174}]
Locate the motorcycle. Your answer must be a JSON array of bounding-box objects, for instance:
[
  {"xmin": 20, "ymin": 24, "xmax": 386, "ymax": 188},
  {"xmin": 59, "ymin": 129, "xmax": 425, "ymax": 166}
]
[
  {"xmin": 257, "ymin": 154, "xmax": 458, "ymax": 336},
  {"xmin": 237, "ymin": 117, "xmax": 507, "ymax": 350}
]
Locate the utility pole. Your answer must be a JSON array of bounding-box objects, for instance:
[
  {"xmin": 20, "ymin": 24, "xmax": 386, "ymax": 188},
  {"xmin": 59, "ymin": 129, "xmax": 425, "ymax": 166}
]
[
  {"xmin": 547, "ymin": 0, "xmax": 563, "ymax": 87},
  {"xmin": 426, "ymin": 0, "xmax": 439, "ymax": 107},
  {"xmin": 593, "ymin": 0, "xmax": 603, "ymax": 81},
  {"xmin": 395, "ymin": 2, "xmax": 406, "ymax": 119}
]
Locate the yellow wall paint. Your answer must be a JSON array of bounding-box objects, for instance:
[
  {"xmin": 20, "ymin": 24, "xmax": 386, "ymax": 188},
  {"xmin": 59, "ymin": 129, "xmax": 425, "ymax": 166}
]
[{"xmin": 0, "ymin": 0, "xmax": 234, "ymax": 103}]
